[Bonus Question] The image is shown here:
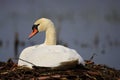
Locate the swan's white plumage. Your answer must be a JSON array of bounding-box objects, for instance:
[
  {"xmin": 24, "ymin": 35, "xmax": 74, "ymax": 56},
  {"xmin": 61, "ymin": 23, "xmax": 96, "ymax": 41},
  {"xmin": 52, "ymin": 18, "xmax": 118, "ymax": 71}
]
[
  {"xmin": 18, "ymin": 18, "xmax": 84, "ymax": 68},
  {"xmin": 18, "ymin": 44, "xmax": 84, "ymax": 68}
]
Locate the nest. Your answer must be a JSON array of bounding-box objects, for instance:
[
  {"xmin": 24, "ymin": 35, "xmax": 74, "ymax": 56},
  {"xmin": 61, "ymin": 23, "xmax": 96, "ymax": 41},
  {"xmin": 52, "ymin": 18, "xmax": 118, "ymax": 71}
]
[{"xmin": 0, "ymin": 59, "xmax": 120, "ymax": 80}]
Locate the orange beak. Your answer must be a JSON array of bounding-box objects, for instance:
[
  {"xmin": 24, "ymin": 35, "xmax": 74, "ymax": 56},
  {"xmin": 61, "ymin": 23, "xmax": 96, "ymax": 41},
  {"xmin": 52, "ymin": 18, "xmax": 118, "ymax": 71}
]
[{"xmin": 28, "ymin": 28, "xmax": 38, "ymax": 39}]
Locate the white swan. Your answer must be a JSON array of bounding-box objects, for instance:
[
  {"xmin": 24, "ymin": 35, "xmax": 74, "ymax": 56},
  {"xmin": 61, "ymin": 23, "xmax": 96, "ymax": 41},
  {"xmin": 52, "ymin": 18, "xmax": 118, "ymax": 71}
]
[{"xmin": 18, "ymin": 18, "xmax": 84, "ymax": 69}]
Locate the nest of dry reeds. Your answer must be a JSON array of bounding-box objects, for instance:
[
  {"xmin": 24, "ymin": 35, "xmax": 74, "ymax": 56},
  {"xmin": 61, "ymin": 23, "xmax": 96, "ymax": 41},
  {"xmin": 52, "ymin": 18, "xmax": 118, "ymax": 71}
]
[{"xmin": 0, "ymin": 59, "xmax": 120, "ymax": 80}]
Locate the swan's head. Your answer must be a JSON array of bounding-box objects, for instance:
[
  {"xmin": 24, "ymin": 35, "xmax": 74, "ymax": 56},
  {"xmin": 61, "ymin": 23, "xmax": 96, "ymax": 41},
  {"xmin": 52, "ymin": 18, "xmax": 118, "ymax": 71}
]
[{"xmin": 28, "ymin": 18, "xmax": 53, "ymax": 39}]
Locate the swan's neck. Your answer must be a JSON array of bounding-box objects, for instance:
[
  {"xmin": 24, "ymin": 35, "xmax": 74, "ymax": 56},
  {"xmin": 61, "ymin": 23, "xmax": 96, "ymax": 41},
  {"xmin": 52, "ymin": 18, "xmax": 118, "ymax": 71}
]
[{"xmin": 44, "ymin": 23, "xmax": 56, "ymax": 45}]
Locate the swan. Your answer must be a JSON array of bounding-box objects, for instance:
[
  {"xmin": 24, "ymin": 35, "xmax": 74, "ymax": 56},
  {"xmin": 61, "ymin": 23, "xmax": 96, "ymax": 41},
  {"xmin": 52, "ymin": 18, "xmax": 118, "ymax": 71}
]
[{"xmin": 18, "ymin": 18, "xmax": 84, "ymax": 69}]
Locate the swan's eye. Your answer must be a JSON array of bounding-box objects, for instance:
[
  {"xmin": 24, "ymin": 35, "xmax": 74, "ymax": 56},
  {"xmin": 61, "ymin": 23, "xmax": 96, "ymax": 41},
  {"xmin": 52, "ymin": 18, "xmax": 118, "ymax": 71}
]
[{"xmin": 32, "ymin": 24, "xmax": 39, "ymax": 30}]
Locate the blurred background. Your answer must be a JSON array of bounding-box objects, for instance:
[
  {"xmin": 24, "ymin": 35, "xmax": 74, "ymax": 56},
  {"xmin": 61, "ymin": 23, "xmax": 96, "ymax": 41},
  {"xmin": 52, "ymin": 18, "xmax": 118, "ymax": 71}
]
[{"xmin": 0, "ymin": 0, "xmax": 120, "ymax": 69}]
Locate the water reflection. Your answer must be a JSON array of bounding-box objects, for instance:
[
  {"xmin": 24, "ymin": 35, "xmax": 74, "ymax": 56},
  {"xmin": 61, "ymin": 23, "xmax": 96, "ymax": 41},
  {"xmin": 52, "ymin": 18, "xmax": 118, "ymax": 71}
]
[{"xmin": 14, "ymin": 32, "xmax": 19, "ymax": 59}]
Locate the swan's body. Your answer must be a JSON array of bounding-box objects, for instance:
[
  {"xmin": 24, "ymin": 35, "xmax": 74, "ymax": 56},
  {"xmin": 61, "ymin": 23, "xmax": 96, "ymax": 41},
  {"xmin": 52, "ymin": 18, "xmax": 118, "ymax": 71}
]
[{"xmin": 18, "ymin": 18, "xmax": 84, "ymax": 69}]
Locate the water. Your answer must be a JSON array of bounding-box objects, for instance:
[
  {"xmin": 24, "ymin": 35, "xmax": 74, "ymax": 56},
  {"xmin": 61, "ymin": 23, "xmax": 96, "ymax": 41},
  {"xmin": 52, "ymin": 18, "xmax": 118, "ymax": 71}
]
[{"xmin": 0, "ymin": 0, "xmax": 120, "ymax": 69}]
